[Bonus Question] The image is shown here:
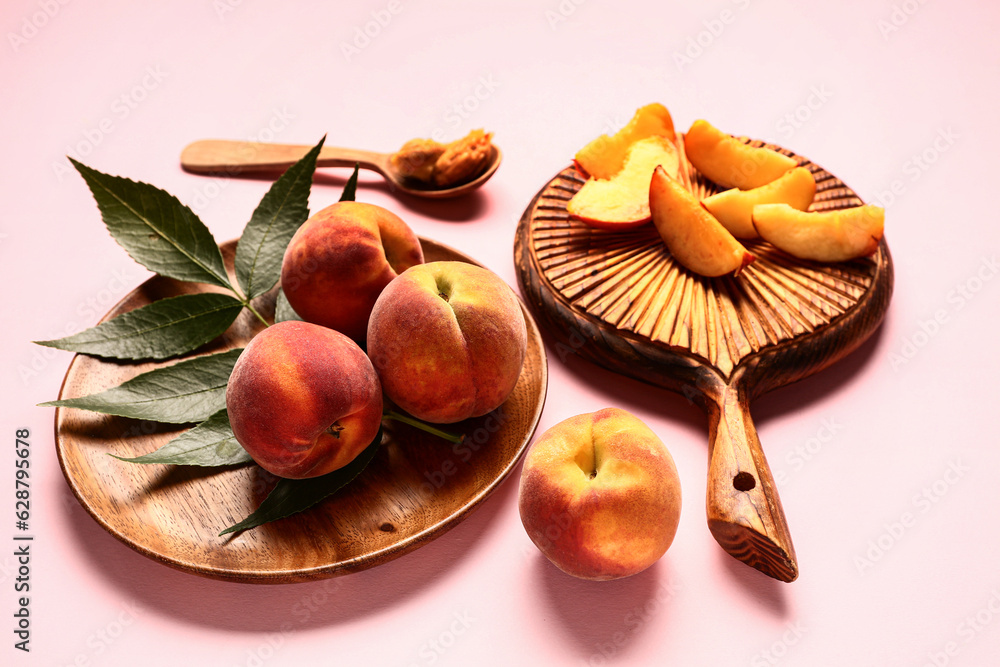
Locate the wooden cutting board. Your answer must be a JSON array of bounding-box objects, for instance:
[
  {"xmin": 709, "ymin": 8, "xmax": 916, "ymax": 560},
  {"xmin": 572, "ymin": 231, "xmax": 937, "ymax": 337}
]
[{"xmin": 514, "ymin": 137, "xmax": 893, "ymax": 582}]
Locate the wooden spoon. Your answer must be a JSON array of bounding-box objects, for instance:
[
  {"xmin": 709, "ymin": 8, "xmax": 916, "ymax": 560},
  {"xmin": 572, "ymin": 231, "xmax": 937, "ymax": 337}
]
[{"xmin": 180, "ymin": 139, "xmax": 502, "ymax": 199}]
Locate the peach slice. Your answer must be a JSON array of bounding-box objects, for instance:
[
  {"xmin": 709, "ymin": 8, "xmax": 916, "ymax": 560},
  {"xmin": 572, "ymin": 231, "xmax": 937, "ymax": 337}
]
[
  {"xmin": 701, "ymin": 167, "xmax": 817, "ymax": 239},
  {"xmin": 752, "ymin": 203, "xmax": 884, "ymax": 262},
  {"xmin": 684, "ymin": 119, "xmax": 798, "ymax": 190},
  {"xmin": 567, "ymin": 136, "xmax": 680, "ymax": 228},
  {"xmin": 649, "ymin": 165, "xmax": 755, "ymax": 277},
  {"xmin": 574, "ymin": 103, "xmax": 676, "ymax": 180}
]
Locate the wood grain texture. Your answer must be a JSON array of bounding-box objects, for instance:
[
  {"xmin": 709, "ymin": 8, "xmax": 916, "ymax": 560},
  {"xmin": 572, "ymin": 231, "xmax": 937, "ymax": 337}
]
[
  {"xmin": 54, "ymin": 239, "xmax": 547, "ymax": 583},
  {"xmin": 180, "ymin": 140, "xmax": 502, "ymax": 199},
  {"xmin": 515, "ymin": 137, "xmax": 893, "ymax": 582}
]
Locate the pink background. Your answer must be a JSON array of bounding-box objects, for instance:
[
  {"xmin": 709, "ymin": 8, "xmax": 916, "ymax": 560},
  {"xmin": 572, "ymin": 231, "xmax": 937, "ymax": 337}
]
[{"xmin": 4, "ymin": 1, "xmax": 1000, "ymax": 665}]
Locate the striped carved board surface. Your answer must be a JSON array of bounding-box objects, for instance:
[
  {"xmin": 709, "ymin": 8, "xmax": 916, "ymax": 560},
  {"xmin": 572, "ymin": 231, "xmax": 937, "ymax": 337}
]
[{"xmin": 523, "ymin": 140, "xmax": 881, "ymax": 380}]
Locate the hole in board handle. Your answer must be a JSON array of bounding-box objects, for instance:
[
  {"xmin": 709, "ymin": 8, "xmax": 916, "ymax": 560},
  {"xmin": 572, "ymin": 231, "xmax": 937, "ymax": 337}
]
[{"xmin": 733, "ymin": 471, "xmax": 756, "ymax": 492}]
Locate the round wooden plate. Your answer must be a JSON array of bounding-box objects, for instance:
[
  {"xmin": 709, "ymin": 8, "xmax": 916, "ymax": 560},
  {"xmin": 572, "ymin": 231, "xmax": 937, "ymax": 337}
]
[
  {"xmin": 55, "ymin": 238, "xmax": 547, "ymax": 583},
  {"xmin": 515, "ymin": 136, "xmax": 893, "ymax": 582}
]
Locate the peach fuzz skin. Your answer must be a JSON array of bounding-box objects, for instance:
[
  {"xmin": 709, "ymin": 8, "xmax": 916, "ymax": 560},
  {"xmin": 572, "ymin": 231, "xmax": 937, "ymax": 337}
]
[
  {"xmin": 366, "ymin": 261, "xmax": 527, "ymax": 425},
  {"xmin": 280, "ymin": 202, "xmax": 424, "ymax": 342},
  {"xmin": 518, "ymin": 408, "xmax": 682, "ymax": 581},
  {"xmin": 226, "ymin": 321, "xmax": 383, "ymax": 479}
]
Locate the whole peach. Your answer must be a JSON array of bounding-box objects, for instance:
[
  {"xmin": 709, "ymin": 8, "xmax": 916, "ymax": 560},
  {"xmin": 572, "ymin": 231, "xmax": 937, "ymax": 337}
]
[
  {"xmin": 226, "ymin": 320, "xmax": 383, "ymax": 479},
  {"xmin": 518, "ymin": 408, "xmax": 682, "ymax": 580},
  {"xmin": 366, "ymin": 261, "xmax": 527, "ymax": 424},
  {"xmin": 280, "ymin": 201, "xmax": 424, "ymax": 341}
]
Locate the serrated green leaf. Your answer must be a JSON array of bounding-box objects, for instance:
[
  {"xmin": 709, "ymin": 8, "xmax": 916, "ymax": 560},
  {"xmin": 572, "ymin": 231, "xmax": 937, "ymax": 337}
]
[
  {"xmin": 71, "ymin": 159, "xmax": 232, "ymax": 289},
  {"xmin": 35, "ymin": 293, "xmax": 243, "ymax": 361},
  {"xmin": 274, "ymin": 288, "xmax": 303, "ymax": 323},
  {"xmin": 112, "ymin": 409, "xmax": 252, "ymax": 467},
  {"xmin": 219, "ymin": 427, "xmax": 382, "ymax": 536},
  {"xmin": 41, "ymin": 348, "xmax": 242, "ymax": 423},
  {"xmin": 340, "ymin": 163, "xmax": 359, "ymax": 202},
  {"xmin": 235, "ymin": 137, "xmax": 325, "ymax": 300}
]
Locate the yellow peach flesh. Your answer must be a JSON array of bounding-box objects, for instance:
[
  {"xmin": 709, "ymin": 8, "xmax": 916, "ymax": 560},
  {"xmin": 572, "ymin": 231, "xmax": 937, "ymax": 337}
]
[
  {"xmin": 567, "ymin": 135, "xmax": 680, "ymax": 228},
  {"xmin": 574, "ymin": 103, "xmax": 676, "ymax": 180},
  {"xmin": 649, "ymin": 166, "xmax": 755, "ymax": 277},
  {"xmin": 752, "ymin": 203, "xmax": 884, "ymax": 262},
  {"xmin": 701, "ymin": 166, "xmax": 817, "ymax": 239},
  {"xmin": 684, "ymin": 119, "xmax": 798, "ymax": 190}
]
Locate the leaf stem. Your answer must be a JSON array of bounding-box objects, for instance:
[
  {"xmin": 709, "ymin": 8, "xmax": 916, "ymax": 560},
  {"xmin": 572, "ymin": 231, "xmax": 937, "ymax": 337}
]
[
  {"xmin": 383, "ymin": 410, "xmax": 464, "ymax": 444},
  {"xmin": 244, "ymin": 301, "xmax": 270, "ymax": 327}
]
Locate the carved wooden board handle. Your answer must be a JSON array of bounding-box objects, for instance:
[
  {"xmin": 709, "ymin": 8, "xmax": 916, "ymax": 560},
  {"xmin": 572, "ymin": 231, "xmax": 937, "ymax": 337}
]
[{"xmin": 705, "ymin": 380, "xmax": 797, "ymax": 581}]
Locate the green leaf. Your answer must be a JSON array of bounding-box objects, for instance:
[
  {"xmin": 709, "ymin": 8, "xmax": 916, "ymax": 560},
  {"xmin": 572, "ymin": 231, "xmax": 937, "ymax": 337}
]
[
  {"xmin": 41, "ymin": 348, "xmax": 242, "ymax": 423},
  {"xmin": 340, "ymin": 163, "xmax": 359, "ymax": 202},
  {"xmin": 111, "ymin": 409, "xmax": 252, "ymax": 467},
  {"xmin": 71, "ymin": 159, "xmax": 232, "ymax": 289},
  {"xmin": 274, "ymin": 288, "xmax": 303, "ymax": 323},
  {"xmin": 219, "ymin": 427, "xmax": 382, "ymax": 536},
  {"xmin": 235, "ymin": 137, "xmax": 325, "ymax": 300},
  {"xmin": 34, "ymin": 293, "xmax": 244, "ymax": 361}
]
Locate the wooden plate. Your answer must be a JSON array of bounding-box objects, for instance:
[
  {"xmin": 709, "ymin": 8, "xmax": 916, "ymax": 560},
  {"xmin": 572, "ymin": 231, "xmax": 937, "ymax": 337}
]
[
  {"xmin": 54, "ymin": 238, "xmax": 547, "ymax": 583},
  {"xmin": 515, "ymin": 137, "xmax": 893, "ymax": 582}
]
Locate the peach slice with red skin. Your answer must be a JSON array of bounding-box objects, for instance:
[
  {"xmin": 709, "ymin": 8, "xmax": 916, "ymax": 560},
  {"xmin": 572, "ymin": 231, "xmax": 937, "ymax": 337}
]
[
  {"xmin": 701, "ymin": 166, "xmax": 817, "ymax": 239},
  {"xmin": 649, "ymin": 165, "xmax": 755, "ymax": 278},
  {"xmin": 752, "ymin": 203, "xmax": 885, "ymax": 262},
  {"xmin": 574, "ymin": 103, "xmax": 676, "ymax": 180},
  {"xmin": 684, "ymin": 119, "xmax": 798, "ymax": 190},
  {"xmin": 567, "ymin": 136, "xmax": 680, "ymax": 229}
]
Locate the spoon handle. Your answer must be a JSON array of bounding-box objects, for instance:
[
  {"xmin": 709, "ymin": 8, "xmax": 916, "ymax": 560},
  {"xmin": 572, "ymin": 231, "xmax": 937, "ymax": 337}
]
[{"xmin": 180, "ymin": 140, "xmax": 390, "ymax": 176}]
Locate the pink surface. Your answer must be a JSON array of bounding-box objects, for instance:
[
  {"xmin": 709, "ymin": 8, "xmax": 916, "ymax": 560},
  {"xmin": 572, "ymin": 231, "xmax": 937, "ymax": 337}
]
[{"xmin": 3, "ymin": 1, "xmax": 999, "ymax": 665}]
